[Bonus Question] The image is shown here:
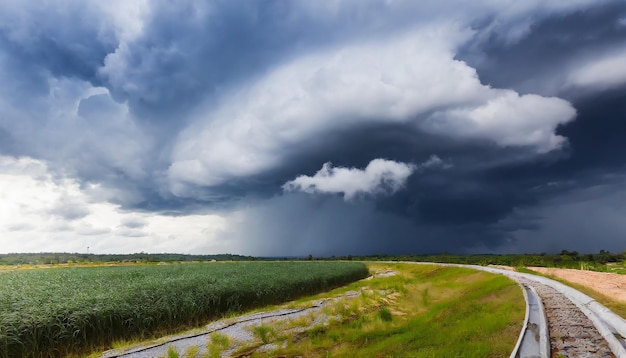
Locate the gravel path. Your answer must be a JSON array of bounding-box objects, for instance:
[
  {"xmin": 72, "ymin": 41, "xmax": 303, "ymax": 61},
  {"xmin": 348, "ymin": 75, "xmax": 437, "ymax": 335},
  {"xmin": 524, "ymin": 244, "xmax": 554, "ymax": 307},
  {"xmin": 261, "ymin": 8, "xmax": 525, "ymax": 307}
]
[
  {"xmin": 101, "ymin": 271, "xmax": 399, "ymax": 358},
  {"xmin": 101, "ymin": 295, "xmax": 351, "ymax": 358},
  {"xmin": 518, "ymin": 278, "xmax": 615, "ymax": 358}
]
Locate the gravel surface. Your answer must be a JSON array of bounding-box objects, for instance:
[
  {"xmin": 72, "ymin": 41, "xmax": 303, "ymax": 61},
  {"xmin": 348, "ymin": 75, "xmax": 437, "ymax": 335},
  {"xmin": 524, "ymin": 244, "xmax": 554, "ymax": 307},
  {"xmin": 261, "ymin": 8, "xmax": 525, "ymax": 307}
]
[{"xmin": 519, "ymin": 278, "xmax": 615, "ymax": 358}]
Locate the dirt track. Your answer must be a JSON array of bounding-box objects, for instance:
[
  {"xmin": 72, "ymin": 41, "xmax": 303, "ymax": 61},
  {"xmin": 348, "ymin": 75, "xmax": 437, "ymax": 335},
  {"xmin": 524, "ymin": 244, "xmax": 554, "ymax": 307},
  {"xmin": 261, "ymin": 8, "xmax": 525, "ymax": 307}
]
[{"xmin": 529, "ymin": 267, "xmax": 626, "ymax": 303}]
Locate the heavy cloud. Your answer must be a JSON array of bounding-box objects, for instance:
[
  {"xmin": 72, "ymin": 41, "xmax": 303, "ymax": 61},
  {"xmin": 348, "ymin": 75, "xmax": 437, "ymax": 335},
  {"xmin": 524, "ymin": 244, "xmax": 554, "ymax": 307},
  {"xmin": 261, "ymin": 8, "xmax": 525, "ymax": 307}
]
[{"xmin": 1, "ymin": 0, "xmax": 626, "ymax": 255}]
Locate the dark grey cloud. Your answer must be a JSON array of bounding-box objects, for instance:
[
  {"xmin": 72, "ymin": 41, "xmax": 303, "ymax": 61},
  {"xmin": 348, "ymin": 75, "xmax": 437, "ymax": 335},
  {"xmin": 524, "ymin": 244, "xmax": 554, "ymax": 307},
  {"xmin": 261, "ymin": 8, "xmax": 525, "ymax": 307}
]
[
  {"xmin": 0, "ymin": 2, "xmax": 114, "ymax": 100},
  {"xmin": 98, "ymin": 1, "xmax": 422, "ymax": 122},
  {"xmin": 48, "ymin": 202, "xmax": 90, "ymax": 221},
  {"xmin": 459, "ymin": 1, "xmax": 626, "ymax": 96},
  {"xmin": 120, "ymin": 217, "xmax": 148, "ymax": 229},
  {"xmin": 2, "ymin": 0, "xmax": 626, "ymax": 255},
  {"xmin": 496, "ymin": 178, "xmax": 626, "ymax": 254}
]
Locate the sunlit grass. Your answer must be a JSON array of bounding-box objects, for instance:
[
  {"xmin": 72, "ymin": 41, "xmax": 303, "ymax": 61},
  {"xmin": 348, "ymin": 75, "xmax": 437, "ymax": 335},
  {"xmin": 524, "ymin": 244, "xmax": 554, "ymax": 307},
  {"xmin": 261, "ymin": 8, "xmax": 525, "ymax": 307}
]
[{"xmin": 242, "ymin": 263, "xmax": 525, "ymax": 357}]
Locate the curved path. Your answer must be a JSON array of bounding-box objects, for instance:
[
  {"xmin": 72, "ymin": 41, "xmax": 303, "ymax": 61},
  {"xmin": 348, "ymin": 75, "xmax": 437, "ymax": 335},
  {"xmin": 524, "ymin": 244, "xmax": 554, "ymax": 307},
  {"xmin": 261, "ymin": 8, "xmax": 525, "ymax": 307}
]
[
  {"xmin": 102, "ymin": 264, "xmax": 626, "ymax": 357},
  {"xmin": 447, "ymin": 264, "xmax": 626, "ymax": 358},
  {"xmin": 101, "ymin": 291, "xmax": 362, "ymax": 358}
]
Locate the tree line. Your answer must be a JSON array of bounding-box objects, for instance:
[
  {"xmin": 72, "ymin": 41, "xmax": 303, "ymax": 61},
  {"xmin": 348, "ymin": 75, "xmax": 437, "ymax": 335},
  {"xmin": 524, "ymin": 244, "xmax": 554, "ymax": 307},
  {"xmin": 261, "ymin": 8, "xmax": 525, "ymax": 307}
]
[
  {"xmin": 0, "ymin": 252, "xmax": 257, "ymax": 265},
  {"xmin": 319, "ymin": 250, "xmax": 625, "ymax": 269}
]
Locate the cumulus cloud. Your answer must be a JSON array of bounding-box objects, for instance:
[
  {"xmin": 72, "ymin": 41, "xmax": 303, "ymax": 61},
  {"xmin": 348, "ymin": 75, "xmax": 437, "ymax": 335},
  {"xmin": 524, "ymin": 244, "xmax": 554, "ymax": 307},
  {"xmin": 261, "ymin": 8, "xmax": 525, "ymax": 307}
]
[{"xmin": 283, "ymin": 159, "xmax": 415, "ymax": 200}]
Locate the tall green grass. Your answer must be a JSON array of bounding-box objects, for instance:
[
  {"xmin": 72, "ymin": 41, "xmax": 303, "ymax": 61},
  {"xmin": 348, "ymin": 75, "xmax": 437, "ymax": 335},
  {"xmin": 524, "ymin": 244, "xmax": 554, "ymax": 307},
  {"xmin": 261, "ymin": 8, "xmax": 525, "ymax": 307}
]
[{"xmin": 0, "ymin": 261, "xmax": 367, "ymax": 357}]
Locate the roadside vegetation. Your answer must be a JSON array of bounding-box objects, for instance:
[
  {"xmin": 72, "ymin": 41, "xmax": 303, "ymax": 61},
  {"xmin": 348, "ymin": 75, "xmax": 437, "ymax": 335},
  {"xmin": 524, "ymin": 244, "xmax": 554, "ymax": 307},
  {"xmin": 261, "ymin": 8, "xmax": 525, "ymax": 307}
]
[
  {"xmin": 160, "ymin": 263, "xmax": 525, "ymax": 358},
  {"xmin": 0, "ymin": 261, "xmax": 367, "ymax": 358},
  {"xmin": 265, "ymin": 263, "xmax": 525, "ymax": 357}
]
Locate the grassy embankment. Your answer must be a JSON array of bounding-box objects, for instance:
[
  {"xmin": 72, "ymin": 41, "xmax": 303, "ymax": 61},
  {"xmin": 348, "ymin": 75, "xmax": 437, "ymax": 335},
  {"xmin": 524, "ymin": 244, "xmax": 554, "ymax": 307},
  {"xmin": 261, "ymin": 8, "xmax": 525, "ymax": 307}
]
[
  {"xmin": 0, "ymin": 261, "xmax": 368, "ymax": 358},
  {"xmin": 163, "ymin": 263, "xmax": 525, "ymax": 358}
]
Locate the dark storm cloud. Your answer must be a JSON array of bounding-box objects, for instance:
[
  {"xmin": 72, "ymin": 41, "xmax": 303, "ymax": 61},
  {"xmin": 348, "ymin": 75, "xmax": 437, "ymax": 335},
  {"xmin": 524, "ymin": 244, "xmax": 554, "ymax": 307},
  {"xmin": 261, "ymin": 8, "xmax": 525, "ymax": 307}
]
[
  {"xmin": 0, "ymin": 3, "xmax": 114, "ymax": 100},
  {"xmin": 2, "ymin": 0, "xmax": 626, "ymax": 255},
  {"xmin": 97, "ymin": 1, "xmax": 426, "ymax": 121},
  {"xmin": 458, "ymin": 1, "xmax": 626, "ymax": 96},
  {"xmin": 233, "ymin": 89, "xmax": 626, "ymax": 254},
  {"xmin": 227, "ymin": 193, "xmax": 427, "ymax": 257}
]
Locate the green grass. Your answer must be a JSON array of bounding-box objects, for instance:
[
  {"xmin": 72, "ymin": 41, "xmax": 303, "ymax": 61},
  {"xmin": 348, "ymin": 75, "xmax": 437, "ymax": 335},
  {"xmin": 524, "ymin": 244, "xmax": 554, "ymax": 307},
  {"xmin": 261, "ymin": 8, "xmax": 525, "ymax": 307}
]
[
  {"xmin": 256, "ymin": 263, "xmax": 525, "ymax": 357},
  {"xmin": 0, "ymin": 261, "xmax": 367, "ymax": 358},
  {"xmin": 251, "ymin": 325, "xmax": 276, "ymax": 344},
  {"xmin": 206, "ymin": 332, "xmax": 230, "ymax": 358}
]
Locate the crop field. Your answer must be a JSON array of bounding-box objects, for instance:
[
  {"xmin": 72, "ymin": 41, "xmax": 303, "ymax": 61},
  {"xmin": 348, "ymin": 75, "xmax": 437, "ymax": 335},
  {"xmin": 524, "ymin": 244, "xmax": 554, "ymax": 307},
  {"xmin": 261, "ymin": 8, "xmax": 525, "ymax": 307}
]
[{"xmin": 0, "ymin": 261, "xmax": 368, "ymax": 358}]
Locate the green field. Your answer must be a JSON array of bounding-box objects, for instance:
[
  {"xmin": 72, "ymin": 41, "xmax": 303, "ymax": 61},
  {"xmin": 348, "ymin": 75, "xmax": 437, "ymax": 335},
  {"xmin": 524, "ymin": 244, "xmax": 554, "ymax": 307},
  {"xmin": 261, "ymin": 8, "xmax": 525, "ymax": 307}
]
[{"xmin": 0, "ymin": 261, "xmax": 368, "ymax": 358}]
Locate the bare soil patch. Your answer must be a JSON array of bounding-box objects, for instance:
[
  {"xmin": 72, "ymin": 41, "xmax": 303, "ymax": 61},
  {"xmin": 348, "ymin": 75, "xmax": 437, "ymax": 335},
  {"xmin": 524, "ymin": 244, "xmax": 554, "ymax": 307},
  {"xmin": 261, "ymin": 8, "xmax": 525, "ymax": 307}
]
[{"xmin": 528, "ymin": 267, "xmax": 626, "ymax": 303}]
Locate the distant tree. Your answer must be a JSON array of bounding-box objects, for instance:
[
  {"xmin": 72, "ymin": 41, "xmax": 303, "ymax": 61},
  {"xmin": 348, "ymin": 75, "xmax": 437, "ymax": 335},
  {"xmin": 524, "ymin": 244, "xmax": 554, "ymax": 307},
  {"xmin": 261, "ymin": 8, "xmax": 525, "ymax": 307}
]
[{"xmin": 307, "ymin": 254, "xmax": 313, "ymax": 261}]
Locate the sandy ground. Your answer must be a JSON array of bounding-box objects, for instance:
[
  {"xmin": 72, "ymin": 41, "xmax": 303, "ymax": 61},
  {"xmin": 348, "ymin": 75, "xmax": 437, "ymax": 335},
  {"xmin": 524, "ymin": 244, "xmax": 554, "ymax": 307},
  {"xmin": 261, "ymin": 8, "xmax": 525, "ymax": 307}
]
[{"xmin": 528, "ymin": 267, "xmax": 626, "ymax": 303}]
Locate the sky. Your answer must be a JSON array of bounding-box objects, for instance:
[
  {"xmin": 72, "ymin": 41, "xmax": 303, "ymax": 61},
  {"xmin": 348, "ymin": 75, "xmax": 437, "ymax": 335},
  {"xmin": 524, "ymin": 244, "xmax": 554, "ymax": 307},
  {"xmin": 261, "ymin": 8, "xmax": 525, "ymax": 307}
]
[{"xmin": 1, "ymin": 0, "xmax": 626, "ymax": 256}]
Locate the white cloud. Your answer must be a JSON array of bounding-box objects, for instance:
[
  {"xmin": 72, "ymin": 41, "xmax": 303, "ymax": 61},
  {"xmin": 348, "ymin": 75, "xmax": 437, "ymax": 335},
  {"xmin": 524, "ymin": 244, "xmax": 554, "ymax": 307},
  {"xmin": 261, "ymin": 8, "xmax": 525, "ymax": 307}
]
[
  {"xmin": 169, "ymin": 27, "xmax": 477, "ymax": 189},
  {"xmin": 0, "ymin": 155, "xmax": 48, "ymax": 177},
  {"xmin": 283, "ymin": 159, "xmax": 415, "ymax": 200},
  {"xmin": 567, "ymin": 48, "xmax": 626, "ymax": 90},
  {"xmin": 0, "ymin": 156, "xmax": 233, "ymax": 254},
  {"xmin": 424, "ymin": 91, "xmax": 576, "ymax": 152},
  {"xmin": 169, "ymin": 25, "xmax": 576, "ymax": 192}
]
